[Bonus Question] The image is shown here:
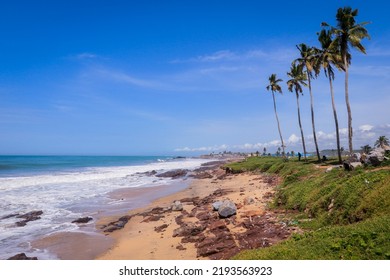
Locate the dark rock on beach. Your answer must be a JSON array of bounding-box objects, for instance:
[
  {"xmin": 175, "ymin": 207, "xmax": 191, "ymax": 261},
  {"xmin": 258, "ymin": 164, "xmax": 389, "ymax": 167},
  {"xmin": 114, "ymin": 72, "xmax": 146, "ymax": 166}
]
[
  {"xmin": 1, "ymin": 213, "xmax": 19, "ymax": 220},
  {"xmin": 137, "ymin": 170, "xmax": 157, "ymax": 176},
  {"xmin": 156, "ymin": 169, "xmax": 188, "ymax": 179},
  {"xmin": 15, "ymin": 211, "xmax": 43, "ymax": 227},
  {"xmin": 7, "ymin": 253, "xmax": 38, "ymax": 260},
  {"xmin": 101, "ymin": 215, "xmax": 132, "ymax": 233},
  {"xmin": 72, "ymin": 217, "xmax": 93, "ymax": 224}
]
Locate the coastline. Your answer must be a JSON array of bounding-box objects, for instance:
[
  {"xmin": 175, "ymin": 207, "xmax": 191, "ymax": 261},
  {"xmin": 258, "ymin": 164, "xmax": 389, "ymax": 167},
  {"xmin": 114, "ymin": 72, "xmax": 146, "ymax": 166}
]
[{"xmin": 95, "ymin": 161, "xmax": 298, "ymax": 260}]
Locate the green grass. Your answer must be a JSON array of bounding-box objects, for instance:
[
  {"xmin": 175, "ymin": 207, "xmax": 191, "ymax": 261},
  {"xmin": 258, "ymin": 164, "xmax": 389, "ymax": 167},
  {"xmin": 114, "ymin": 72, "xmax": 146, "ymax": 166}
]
[
  {"xmin": 225, "ymin": 156, "xmax": 390, "ymax": 259},
  {"xmin": 233, "ymin": 215, "xmax": 390, "ymax": 260}
]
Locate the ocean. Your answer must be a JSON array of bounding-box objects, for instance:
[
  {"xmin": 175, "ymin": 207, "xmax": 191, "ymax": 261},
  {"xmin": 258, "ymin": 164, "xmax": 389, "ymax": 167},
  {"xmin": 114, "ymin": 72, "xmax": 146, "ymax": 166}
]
[{"xmin": 0, "ymin": 155, "xmax": 210, "ymax": 260}]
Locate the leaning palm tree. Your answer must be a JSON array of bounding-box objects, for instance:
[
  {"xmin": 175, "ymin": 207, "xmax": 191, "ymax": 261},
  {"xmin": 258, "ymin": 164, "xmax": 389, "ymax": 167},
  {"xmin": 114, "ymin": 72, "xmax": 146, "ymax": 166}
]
[
  {"xmin": 266, "ymin": 74, "xmax": 285, "ymax": 157},
  {"xmin": 374, "ymin": 136, "xmax": 389, "ymax": 149},
  {"xmin": 287, "ymin": 62, "xmax": 308, "ymax": 161},
  {"xmin": 318, "ymin": 29, "xmax": 344, "ymax": 163},
  {"xmin": 295, "ymin": 44, "xmax": 321, "ymax": 161},
  {"xmin": 322, "ymin": 7, "xmax": 370, "ymax": 155}
]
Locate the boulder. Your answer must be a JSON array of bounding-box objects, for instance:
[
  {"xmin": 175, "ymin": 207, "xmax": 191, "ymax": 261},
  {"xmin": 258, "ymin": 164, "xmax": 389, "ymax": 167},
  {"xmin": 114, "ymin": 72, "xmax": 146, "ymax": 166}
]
[
  {"xmin": 212, "ymin": 201, "xmax": 223, "ymax": 211},
  {"xmin": 218, "ymin": 200, "xmax": 237, "ymax": 218},
  {"xmin": 171, "ymin": 200, "xmax": 183, "ymax": 211}
]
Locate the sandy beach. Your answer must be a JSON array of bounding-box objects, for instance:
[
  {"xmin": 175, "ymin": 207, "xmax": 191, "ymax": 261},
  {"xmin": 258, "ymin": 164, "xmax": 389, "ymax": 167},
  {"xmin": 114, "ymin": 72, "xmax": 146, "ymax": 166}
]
[
  {"xmin": 29, "ymin": 160, "xmax": 299, "ymax": 260},
  {"xmin": 94, "ymin": 162, "xmax": 297, "ymax": 260}
]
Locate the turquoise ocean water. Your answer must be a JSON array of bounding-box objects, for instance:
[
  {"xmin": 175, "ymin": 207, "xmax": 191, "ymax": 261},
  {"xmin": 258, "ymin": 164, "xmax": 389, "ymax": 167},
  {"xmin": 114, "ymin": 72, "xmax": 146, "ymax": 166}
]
[{"xmin": 0, "ymin": 155, "xmax": 210, "ymax": 259}]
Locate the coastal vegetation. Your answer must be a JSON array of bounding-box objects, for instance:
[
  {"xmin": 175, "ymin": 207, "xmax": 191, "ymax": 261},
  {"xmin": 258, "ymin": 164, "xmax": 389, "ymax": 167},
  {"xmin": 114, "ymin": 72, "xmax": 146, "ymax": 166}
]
[
  {"xmin": 226, "ymin": 156, "xmax": 390, "ymax": 259},
  {"xmin": 266, "ymin": 6, "xmax": 370, "ymax": 159}
]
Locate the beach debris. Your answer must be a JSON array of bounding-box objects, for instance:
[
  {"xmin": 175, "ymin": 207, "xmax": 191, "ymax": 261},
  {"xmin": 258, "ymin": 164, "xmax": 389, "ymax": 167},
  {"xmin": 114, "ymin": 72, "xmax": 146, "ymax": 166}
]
[
  {"xmin": 156, "ymin": 169, "xmax": 188, "ymax": 179},
  {"xmin": 7, "ymin": 253, "xmax": 38, "ymax": 260},
  {"xmin": 15, "ymin": 211, "xmax": 43, "ymax": 227},
  {"xmin": 217, "ymin": 200, "xmax": 237, "ymax": 218},
  {"xmin": 71, "ymin": 217, "xmax": 93, "ymax": 224},
  {"xmin": 171, "ymin": 200, "xmax": 183, "ymax": 211}
]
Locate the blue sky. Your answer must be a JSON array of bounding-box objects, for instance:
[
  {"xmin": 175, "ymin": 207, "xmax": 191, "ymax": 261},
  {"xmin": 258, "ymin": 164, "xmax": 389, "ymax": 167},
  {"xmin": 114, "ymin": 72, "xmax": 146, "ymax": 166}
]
[{"xmin": 1, "ymin": 0, "xmax": 389, "ymax": 155}]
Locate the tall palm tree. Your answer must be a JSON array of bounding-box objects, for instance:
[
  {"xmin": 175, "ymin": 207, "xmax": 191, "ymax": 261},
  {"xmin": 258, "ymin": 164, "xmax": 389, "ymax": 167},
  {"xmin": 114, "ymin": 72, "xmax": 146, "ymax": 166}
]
[
  {"xmin": 266, "ymin": 74, "xmax": 285, "ymax": 156},
  {"xmin": 318, "ymin": 29, "xmax": 344, "ymax": 163},
  {"xmin": 295, "ymin": 44, "xmax": 321, "ymax": 161},
  {"xmin": 322, "ymin": 7, "xmax": 370, "ymax": 155},
  {"xmin": 375, "ymin": 136, "xmax": 389, "ymax": 149},
  {"xmin": 287, "ymin": 62, "xmax": 308, "ymax": 161}
]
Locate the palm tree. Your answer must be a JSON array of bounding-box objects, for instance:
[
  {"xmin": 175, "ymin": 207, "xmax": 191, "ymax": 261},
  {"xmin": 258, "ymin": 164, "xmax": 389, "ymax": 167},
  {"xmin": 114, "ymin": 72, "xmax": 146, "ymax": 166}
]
[
  {"xmin": 266, "ymin": 74, "xmax": 285, "ymax": 156},
  {"xmin": 375, "ymin": 136, "xmax": 389, "ymax": 149},
  {"xmin": 287, "ymin": 62, "xmax": 308, "ymax": 161},
  {"xmin": 322, "ymin": 7, "xmax": 370, "ymax": 155},
  {"xmin": 360, "ymin": 144, "xmax": 372, "ymax": 154},
  {"xmin": 295, "ymin": 44, "xmax": 321, "ymax": 161},
  {"xmin": 318, "ymin": 29, "xmax": 343, "ymax": 163}
]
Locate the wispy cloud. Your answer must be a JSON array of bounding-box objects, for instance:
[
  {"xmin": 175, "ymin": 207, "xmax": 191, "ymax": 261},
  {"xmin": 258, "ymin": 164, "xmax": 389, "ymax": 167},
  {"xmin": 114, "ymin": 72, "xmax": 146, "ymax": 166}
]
[{"xmin": 171, "ymin": 48, "xmax": 296, "ymax": 64}]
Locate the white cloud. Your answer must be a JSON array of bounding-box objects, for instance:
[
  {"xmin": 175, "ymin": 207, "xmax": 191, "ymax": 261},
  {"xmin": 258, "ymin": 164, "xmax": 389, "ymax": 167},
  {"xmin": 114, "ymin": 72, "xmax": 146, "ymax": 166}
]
[
  {"xmin": 359, "ymin": 124, "xmax": 374, "ymax": 132},
  {"xmin": 288, "ymin": 134, "xmax": 300, "ymax": 144}
]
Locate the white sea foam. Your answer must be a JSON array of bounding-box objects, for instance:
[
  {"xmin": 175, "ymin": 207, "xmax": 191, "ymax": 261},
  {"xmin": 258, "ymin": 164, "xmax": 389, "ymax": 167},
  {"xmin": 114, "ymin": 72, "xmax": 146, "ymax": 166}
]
[{"xmin": 0, "ymin": 157, "xmax": 211, "ymax": 259}]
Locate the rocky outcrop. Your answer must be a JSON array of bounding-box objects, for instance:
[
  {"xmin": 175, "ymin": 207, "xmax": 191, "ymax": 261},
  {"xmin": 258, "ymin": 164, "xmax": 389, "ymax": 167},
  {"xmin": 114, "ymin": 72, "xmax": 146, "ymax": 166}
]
[
  {"xmin": 15, "ymin": 211, "xmax": 43, "ymax": 227},
  {"xmin": 7, "ymin": 253, "xmax": 37, "ymax": 260},
  {"xmin": 156, "ymin": 169, "xmax": 188, "ymax": 179},
  {"xmin": 101, "ymin": 215, "xmax": 132, "ymax": 233},
  {"xmin": 137, "ymin": 170, "xmax": 157, "ymax": 176},
  {"xmin": 72, "ymin": 217, "xmax": 93, "ymax": 223}
]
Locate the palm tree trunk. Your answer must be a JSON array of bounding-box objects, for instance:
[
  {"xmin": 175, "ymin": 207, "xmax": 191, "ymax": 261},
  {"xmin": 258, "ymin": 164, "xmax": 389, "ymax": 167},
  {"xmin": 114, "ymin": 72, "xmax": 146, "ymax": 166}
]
[
  {"xmin": 296, "ymin": 92, "xmax": 307, "ymax": 161},
  {"xmin": 329, "ymin": 75, "xmax": 342, "ymax": 163},
  {"xmin": 344, "ymin": 54, "xmax": 353, "ymax": 155},
  {"xmin": 272, "ymin": 91, "xmax": 285, "ymax": 156},
  {"xmin": 307, "ymin": 72, "xmax": 321, "ymax": 161}
]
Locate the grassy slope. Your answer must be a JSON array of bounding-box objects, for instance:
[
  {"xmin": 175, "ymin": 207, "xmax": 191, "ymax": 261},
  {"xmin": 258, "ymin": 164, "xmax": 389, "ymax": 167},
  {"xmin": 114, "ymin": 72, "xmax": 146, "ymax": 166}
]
[{"xmin": 226, "ymin": 157, "xmax": 390, "ymax": 260}]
